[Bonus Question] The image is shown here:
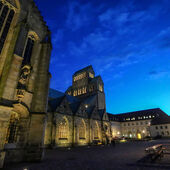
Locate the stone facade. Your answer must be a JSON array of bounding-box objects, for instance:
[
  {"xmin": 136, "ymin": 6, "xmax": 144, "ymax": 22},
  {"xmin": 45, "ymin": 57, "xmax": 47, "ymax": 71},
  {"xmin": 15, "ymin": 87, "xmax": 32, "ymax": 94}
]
[{"xmin": 0, "ymin": 0, "xmax": 52, "ymax": 168}]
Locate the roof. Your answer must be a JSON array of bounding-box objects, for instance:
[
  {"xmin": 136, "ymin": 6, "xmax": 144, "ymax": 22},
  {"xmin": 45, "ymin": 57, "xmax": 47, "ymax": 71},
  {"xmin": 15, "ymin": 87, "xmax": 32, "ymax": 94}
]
[
  {"xmin": 48, "ymin": 96, "xmax": 65, "ymax": 112},
  {"xmin": 81, "ymin": 94, "xmax": 97, "ymax": 106},
  {"xmin": 108, "ymin": 108, "xmax": 168, "ymax": 122},
  {"xmin": 99, "ymin": 109, "xmax": 106, "ymax": 119},
  {"xmin": 90, "ymin": 75, "xmax": 103, "ymax": 83},
  {"xmin": 151, "ymin": 116, "xmax": 170, "ymax": 125},
  {"xmin": 48, "ymin": 88, "xmax": 65, "ymax": 99},
  {"xmin": 69, "ymin": 102, "xmax": 81, "ymax": 114},
  {"xmin": 73, "ymin": 65, "xmax": 94, "ymax": 76}
]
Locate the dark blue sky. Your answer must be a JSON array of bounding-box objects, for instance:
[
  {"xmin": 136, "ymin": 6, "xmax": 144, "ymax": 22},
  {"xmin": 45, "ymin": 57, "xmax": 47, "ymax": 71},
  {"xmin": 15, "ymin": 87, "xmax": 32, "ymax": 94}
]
[{"xmin": 35, "ymin": 0, "xmax": 170, "ymax": 115}]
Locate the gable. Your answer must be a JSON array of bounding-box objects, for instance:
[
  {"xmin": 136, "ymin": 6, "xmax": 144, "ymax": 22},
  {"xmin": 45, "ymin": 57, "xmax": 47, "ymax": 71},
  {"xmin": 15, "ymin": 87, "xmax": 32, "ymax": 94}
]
[
  {"xmin": 90, "ymin": 107, "xmax": 100, "ymax": 120},
  {"xmin": 75, "ymin": 103, "xmax": 88, "ymax": 118},
  {"xmin": 56, "ymin": 96, "xmax": 73, "ymax": 115},
  {"xmin": 103, "ymin": 112, "xmax": 109, "ymax": 121}
]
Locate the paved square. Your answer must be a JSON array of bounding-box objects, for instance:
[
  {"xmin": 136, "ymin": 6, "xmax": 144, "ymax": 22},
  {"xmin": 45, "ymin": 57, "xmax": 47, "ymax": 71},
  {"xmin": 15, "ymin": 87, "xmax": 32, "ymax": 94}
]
[{"xmin": 4, "ymin": 139, "xmax": 170, "ymax": 170}]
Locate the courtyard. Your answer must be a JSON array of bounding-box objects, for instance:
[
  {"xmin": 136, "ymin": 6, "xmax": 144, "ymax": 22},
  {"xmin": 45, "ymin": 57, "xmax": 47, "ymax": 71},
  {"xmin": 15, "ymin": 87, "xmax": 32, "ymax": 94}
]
[{"xmin": 3, "ymin": 139, "xmax": 170, "ymax": 170}]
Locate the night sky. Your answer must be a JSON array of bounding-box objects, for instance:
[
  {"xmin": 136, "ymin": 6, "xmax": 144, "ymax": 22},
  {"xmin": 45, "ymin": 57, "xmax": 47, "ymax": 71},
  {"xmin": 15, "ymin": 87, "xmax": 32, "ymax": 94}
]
[{"xmin": 34, "ymin": 0, "xmax": 170, "ymax": 115}]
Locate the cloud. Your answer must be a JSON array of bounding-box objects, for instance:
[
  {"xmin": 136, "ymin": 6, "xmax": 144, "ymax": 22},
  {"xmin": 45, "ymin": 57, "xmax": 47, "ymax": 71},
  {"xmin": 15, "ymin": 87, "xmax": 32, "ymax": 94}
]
[
  {"xmin": 66, "ymin": 1, "xmax": 92, "ymax": 31},
  {"xmin": 149, "ymin": 70, "xmax": 170, "ymax": 79},
  {"xmin": 52, "ymin": 29, "xmax": 64, "ymax": 46}
]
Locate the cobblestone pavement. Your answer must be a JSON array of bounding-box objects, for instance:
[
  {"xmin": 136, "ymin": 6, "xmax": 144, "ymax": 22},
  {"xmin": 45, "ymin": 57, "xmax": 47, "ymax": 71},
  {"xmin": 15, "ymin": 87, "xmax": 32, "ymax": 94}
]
[{"xmin": 4, "ymin": 139, "xmax": 170, "ymax": 170}]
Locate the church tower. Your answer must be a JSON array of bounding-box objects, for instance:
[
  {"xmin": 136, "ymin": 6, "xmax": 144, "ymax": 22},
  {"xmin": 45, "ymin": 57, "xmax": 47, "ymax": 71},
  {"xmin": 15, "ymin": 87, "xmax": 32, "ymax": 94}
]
[{"xmin": 66, "ymin": 65, "xmax": 106, "ymax": 110}]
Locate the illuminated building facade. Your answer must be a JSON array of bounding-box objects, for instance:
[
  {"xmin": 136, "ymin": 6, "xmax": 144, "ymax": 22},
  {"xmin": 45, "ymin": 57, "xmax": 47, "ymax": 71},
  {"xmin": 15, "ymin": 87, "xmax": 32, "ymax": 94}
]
[
  {"xmin": 0, "ymin": 0, "xmax": 51, "ymax": 168},
  {"xmin": 45, "ymin": 66, "xmax": 111, "ymax": 147},
  {"xmin": 108, "ymin": 108, "xmax": 169, "ymax": 139}
]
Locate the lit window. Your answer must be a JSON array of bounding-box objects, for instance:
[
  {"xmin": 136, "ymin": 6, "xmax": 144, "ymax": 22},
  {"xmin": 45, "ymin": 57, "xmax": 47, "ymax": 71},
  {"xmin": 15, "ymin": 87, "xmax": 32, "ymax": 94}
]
[
  {"xmin": 84, "ymin": 87, "xmax": 87, "ymax": 93},
  {"xmin": 6, "ymin": 114, "xmax": 19, "ymax": 143},
  {"xmin": 79, "ymin": 120, "xmax": 86, "ymax": 139},
  {"xmin": 94, "ymin": 122, "xmax": 99, "ymax": 139},
  {"xmin": 99, "ymin": 84, "xmax": 103, "ymax": 92},
  {"xmin": 58, "ymin": 118, "xmax": 68, "ymax": 139},
  {"xmin": 89, "ymin": 72, "xmax": 94, "ymax": 78}
]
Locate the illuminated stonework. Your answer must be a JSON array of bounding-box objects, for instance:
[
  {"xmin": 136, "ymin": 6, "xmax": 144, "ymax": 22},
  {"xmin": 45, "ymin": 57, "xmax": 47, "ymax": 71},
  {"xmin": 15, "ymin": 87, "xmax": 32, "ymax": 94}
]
[
  {"xmin": 46, "ymin": 66, "xmax": 111, "ymax": 147},
  {"xmin": 0, "ymin": 0, "xmax": 52, "ymax": 168}
]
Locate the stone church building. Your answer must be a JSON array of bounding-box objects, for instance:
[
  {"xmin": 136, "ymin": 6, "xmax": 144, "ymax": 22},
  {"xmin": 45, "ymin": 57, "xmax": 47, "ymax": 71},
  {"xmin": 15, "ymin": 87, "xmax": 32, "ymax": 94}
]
[
  {"xmin": 0, "ymin": 0, "xmax": 52, "ymax": 168},
  {"xmin": 0, "ymin": 0, "xmax": 169, "ymax": 169},
  {"xmin": 46, "ymin": 66, "xmax": 111, "ymax": 147}
]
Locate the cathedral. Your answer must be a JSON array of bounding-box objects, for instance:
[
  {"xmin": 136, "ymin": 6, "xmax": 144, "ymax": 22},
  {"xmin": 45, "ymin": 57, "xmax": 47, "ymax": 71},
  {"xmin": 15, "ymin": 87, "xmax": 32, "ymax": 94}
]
[
  {"xmin": 0, "ymin": 0, "xmax": 51, "ymax": 168},
  {"xmin": 45, "ymin": 65, "xmax": 111, "ymax": 147}
]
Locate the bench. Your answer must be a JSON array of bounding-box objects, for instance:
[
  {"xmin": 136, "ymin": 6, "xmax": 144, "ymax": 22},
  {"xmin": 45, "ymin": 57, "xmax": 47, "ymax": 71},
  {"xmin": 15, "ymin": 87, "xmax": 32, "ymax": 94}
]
[{"xmin": 145, "ymin": 144, "xmax": 165, "ymax": 161}]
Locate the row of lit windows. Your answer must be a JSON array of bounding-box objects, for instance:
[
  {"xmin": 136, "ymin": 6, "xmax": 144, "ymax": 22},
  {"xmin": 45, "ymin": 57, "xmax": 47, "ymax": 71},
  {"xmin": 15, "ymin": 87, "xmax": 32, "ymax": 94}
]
[
  {"xmin": 73, "ymin": 72, "xmax": 86, "ymax": 82},
  {"xmin": 155, "ymin": 125, "xmax": 168, "ymax": 130},
  {"xmin": 73, "ymin": 87, "xmax": 87, "ymax": 96},
  {"xmin": 58, "ymin": 119, "xmax": 99, "ymax": 140},
  {"xmin": 124, "ymin": 115, "xmax": 155, "ymax": 121},
  {"xmin": 123, "ymin": 121, "xmax": 150, "ymax": 126}
]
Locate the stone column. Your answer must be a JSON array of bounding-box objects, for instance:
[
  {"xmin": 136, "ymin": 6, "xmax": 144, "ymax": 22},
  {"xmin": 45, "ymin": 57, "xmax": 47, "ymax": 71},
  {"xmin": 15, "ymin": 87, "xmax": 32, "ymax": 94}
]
[
  {"xmin": 27, "ymin": 42, "xmax": 42, "ymax": 93},
  {"xmin": 31, "ymin": 42, "xmax": 51, "ymax": 113},
  {"xmin": 0, "ymin": 106, "xmax": 12, "ymax": 168},
  {"xmin": 26, "ymin": 113, "xmax": 46, "ymax": 161}
]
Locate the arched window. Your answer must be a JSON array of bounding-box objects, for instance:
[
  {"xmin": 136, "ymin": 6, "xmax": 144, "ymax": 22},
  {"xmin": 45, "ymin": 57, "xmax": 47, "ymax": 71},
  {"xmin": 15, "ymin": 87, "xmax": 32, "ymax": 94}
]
[
  {"xmin": 58, "ymin": 118, "xmax": 68, "ymax": 139},
  {"xmin": 0, "ymin": 2, "xmax": 15, "ymax": 53},
  {"xmin": 22, "ymin": 35, "xmax": 35, "ymax": 64},
  {"xmin": 6, "ymin": 113, "xmax": 19, "ymax": 143},
  {"xmin": 94, "ymin": 122, "xmax": 99, "ymax": 139},
  {"xmin": 79, "ymin": 120, "xmax": 86, "ymax": 139}
]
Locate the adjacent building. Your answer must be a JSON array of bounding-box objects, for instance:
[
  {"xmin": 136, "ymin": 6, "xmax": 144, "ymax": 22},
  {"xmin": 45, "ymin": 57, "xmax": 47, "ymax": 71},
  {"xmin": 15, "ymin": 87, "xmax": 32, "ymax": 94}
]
[
  {"xmin": 0, "ymin": 0, "xmax": 52, "ymax": 168},
  {"xmin": 45, "ymin": 66, "xmax": 111, "ymax": 147},
  {"xmin": 108, "ymin": 108, "xmax": 169, "ymax": 139}
]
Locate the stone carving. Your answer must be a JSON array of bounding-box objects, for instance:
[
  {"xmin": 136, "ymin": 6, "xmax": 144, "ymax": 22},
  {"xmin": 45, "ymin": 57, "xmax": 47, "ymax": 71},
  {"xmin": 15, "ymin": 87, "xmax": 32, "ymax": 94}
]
[{"xmin": 17, "ymin": 65, "xmax": 32, "ymax": 102}]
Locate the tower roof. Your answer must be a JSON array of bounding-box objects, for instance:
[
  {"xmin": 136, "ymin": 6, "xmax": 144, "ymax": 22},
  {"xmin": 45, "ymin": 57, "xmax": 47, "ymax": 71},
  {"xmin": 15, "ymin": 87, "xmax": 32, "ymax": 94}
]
[{"xmin": 73, "ymin": 65, "xmax": 94, "ymax": 76}]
